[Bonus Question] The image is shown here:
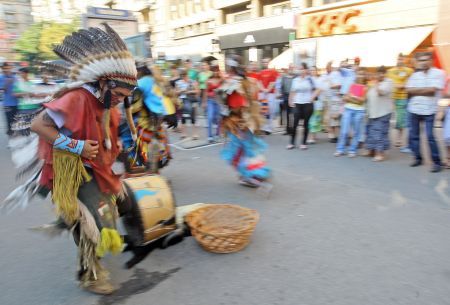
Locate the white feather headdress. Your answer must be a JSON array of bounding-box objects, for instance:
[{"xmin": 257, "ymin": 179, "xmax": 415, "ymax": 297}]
[{"xmin": 51, "ymin": 23, "xmax": 137, "ymax": 90}]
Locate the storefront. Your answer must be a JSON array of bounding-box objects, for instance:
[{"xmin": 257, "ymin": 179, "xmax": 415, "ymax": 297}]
[
  {"xmin": 218, "ymin": 27, "xmax": 292, "ymax": 65},
  {"xmin": 291, "ymin": 0, "xmax": 440, "ymax": 68}
]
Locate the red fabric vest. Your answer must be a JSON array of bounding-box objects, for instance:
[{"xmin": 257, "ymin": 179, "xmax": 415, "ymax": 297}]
[{"xmin": 39, "ymin": 88, "xmax": 121, "ymax": 194}]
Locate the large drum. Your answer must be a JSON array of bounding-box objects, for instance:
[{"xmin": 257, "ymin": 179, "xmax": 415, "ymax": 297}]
[{"xmin": 120, "ymin": 175, "xmax": 177, "ymax": 247}]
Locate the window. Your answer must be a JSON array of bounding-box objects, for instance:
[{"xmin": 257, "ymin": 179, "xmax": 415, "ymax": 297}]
[
  {"xmin": 170, "ymin": 0, "xmax": 178, "ymax": 20},
  {"xmin": 178, "ymin": 0, "xmax": 186, "ymax": 17},
  {"xmin": 5, "ymin": 13, "xmax": 17, "ymax": 23},
  {"xmin": 185, "ymin": 0, "xmax": 193, "ymax": 16},
  {"xmin": 265, "ymin": 2, "xmax": 291, "ymax": 16},
  {"xmin": 323, "ymin": 0, "xmax": 347, "ymax": 4},
  {"xmin": 193, "ymin": 0, "xmax": 203, "ymax": 13},
  {"xmin": 233, "ymin": 11, "xmax": 251, "ymax": 22},
  {"xmin": 192, "ymin": 23, "xmax": 200, "ymax": 34}
]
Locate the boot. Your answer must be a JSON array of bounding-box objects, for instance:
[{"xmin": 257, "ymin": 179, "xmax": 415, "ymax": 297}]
[{"xmin": 82, "ymin": 278, "xmax": 116, "ymax": 295}]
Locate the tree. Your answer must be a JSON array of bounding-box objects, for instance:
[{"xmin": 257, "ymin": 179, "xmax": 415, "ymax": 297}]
[
  {"xmin": 13, "ymin": 23, "xmax": 43, "ymax": 63},
  {"xmin": 13, "ymin": 20, "xmax": 79, "ymax": 64}
]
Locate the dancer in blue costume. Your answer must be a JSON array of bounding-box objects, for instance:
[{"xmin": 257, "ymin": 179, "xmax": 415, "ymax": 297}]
[
  {"xmin": 218, "ymin": 55, "xmax": 272, "ymax": 188},
  {"xmin": 119, "ymin": 61, "xmax": 177, "ymax": 174}
]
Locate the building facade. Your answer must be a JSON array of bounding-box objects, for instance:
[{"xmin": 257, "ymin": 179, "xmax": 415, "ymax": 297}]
[
  {"xmin": 291, "ymin": 0, "xmax": 440, "ymax": 67},
  {"xmin": 31, "ymin": 0, "xmax": 104, "ymax": 23},
  {"xmin": 215, "ymin": 0, "xmax": 297, "ymax": 65},
  {"xmin": 148, "ymin": 0, "xmax": 217, "ymax": 61},
  {"xmin": 0, "ymin": 0, "xmax": 34, "ymax": 61}
]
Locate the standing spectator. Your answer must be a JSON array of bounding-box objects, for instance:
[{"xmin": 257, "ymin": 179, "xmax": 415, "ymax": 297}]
[
  {"xmin": 322, "ymin": 62, "xmax": 342, "ymax": 143},
  {"xmin": 169, "ymin": 65, "xmax": 181, "ymax": 88},
  {"xmin": 308, "ymin": 66, "xmax": 325, "ymax": 143},
  {"xmin": 185, "ymin": 59, "xmax": 198, "ymax": 81},
  {"xmin": 168, "ymin": 65, "xmax": 182, "ymax": 132},
  {"xmin": 198, "ymin": 61, "xmax": 212, "ymax": 110},
  {"xmin": 339, "ymin": 59, "xmax": 356, "ymax": 95},
  {"xmin": 175, "ymin": 69, "xmax": 200, "ymax": 139},
  {"xmin": 442, "ymin": 100, "xmax": 450, "ymax": 169},
  {"xmin": 258, "ymin": 58, "xmax": 279, "ymax": 134},
  {"xmin": 365, "ymin": 66, "xmax": 394, "ymax": 161},
  {"xmin": 287, "ymin": 63, "xmax": 320, "ymax": 150},
  {"xmin": 14, "ymin": 68, "xmax": 41, "ymax": 112},
  {"xmin": 406, "ymin": 52, "xmax": 445, "ymax": 172},
  {"xmin": 440, "ymin": 77, "xmax": 450, "ymax": 168},
  {"xmin": 247, "ymin": 61, "xmax": 260, "ymax": 81},
  {"xmin": 335, "ymin": 68, "xmax": 367, "ymax": 157},
  {"xmin": 279, "ymin": 64, "xmax": 295, "ymax": 135},
  {"xmin": 205, "ymin": 62, "xmax": 223, "ymax": 143},
  {"xmin": 387, "ymin": 54, "xmax": 414, "ymax": 151},
  {"xmin": 13, "ymin": 67, "xmax": 48, "ymax": 136},
  {"xmin": 0, "ymin": 62, "xmax": 18, "ymax": 136}
]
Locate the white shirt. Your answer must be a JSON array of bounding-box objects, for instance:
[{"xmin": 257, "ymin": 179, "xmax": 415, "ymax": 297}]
[
  {"xmin": 406, "ymin": 68, "xmax": 446, "ymax": 115},
  {"xmin": 366, "ymin": 79, "xmax": 393, "ymax": 119},
  {"xmin": 290, "ymin": 76, "xmax": 316, "ymax": 104},
  {"xmin": 322, "ymin": 71, "xmax": 342, "ymax": 102}
]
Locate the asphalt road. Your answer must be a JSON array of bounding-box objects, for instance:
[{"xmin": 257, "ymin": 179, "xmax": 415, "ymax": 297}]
[{"xmin": 0, "ymin": 126, "xmax": 449, "ymax": 305}]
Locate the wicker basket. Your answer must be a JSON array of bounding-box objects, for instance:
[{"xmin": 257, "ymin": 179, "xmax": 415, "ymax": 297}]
[{"xmin": 185, "ymin": 204, "xmax": 259, "ymax": 253}]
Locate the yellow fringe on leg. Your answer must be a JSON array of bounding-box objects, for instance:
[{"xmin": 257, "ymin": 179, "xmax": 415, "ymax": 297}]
[
  {"xmin": 52, "ymin": 150, "xmax": 91, "ymax": 225},
  {"xmin": 95, "ymin": 228, "xmax": 123, "ymax": 257}
]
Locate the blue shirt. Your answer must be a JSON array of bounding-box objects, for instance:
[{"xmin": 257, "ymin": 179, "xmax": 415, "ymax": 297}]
[
  {"xmin": 138, "ymin": 76, "xmax": 166, "ymax": 115},
  {"xmin": 0, "ymin": 74, "xmax": 18, "ymax": 106},
  {"xmin": 339, "ymin": 68, "xmax": 356, "ymax": 95}
]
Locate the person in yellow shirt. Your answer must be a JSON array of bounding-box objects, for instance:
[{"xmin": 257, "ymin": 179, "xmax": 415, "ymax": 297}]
[{"xmin": 387, "ymin": 54, "xmax": 413, "ymax": 151}]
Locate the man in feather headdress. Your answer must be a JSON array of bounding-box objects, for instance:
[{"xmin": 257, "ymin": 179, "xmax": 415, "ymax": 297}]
[{"xmin": 7, "ymin": 24, "xmax": 138, "ymax": 295}]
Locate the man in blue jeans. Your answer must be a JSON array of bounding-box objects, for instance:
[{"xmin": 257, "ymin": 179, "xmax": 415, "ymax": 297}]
[{"xmin": 406, "ymin": 52, "xmax": 445, "ymax": 173}]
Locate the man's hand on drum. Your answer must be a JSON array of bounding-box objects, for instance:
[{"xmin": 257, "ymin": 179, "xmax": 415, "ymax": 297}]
[{"xmin": 82, "ymin": 140, "xmax": 99, "ymax": 160}]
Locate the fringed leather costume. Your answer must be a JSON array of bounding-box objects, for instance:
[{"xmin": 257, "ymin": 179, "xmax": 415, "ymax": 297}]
[{"xmin": 3, "ymin": 24, "xmax": 138, "ymax": 294}]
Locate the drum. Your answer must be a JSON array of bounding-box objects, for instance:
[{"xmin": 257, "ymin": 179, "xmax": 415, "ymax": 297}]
[{"xmin": 121, "ymin": 175, "xmax": 177, "ymax": 246}]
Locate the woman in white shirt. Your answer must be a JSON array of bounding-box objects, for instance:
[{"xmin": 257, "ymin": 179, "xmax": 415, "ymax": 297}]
[
  {"xmin": 287, "ymin": 63, "xmax": 320, "ymax": 150},
  {"xmin": 365, "ymin": 66, "xmax": 393, "ymax": 161}
]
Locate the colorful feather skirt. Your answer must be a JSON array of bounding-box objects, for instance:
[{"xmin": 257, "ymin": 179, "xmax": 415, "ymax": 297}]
[{"xmin": 221, "ymin": 131, "xmax": 271, "ymax": 181}]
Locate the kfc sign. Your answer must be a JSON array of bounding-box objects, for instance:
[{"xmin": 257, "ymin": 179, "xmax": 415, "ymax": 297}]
[{"xmin": 307, "ymin": 9, "xmax": 360, "ymax": 37}]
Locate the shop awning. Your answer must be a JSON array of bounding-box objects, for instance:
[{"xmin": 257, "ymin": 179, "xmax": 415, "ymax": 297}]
[
  {"xmin": 316, "ymin": 26, "xmax": 435, "ymax": 68},
  {"xmin": 269, "ymin": 48, "xmax": 293, "ymax": 70}
]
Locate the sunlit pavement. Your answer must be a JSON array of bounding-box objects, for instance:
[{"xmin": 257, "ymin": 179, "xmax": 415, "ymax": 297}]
[{"xmin": 0, "ymin": 121, "xmax": 449, "ymax": 305}]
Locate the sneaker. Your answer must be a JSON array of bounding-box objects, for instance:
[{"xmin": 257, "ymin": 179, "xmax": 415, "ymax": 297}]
[
  {"xmin": 329, "ymin": 138, "xmax": 338, "ymax": 143},
  {"xmin": 299, "ymin": 144, "xmax": 308, "ymax": 150},
  {"xmin": 400, "ymin": 147, "xmax": 412, "ymax": 153},
  {"xmin": 334, "ymin": 151, "xmax": 344, "ymax": 157},
  {"xmin": 372, "ymin": 155, "xmax": 385, "ymax": 162},
  {"xmin": 306, "ymin": 139, "xmax": 316, "ymax": 144},
  {"xmin": 410, "ymin": 160, "xmax": 422, "ymax": 167},
  {"xmin": 286, "ymin": 144, "xmax": 295, "ymax": 150},
  {"xmin": 430, "ymin": 164, "xmax": 442, "ymax": 173},
  {"xmin": 238, "ymin": 178, "xmax": 259, "ymax": 188},
  {"xmin": 207, "ymin": 137, "xmax": 215, "ymax": 143},
  {"xmin": 348, "ymin": 152, "xmax": 357, "ymax": 158}
]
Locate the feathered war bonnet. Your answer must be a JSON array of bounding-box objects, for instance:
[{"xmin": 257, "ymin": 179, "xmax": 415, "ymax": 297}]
[{"xmin": 51, "ymin": 23, "xmax": 138, "ymax": 150}]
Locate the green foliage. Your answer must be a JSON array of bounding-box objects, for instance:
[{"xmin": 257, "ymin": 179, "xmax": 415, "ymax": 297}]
[{"xmin": 13, "ymin": 20, "xmax": 79, "ymax": 63}]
